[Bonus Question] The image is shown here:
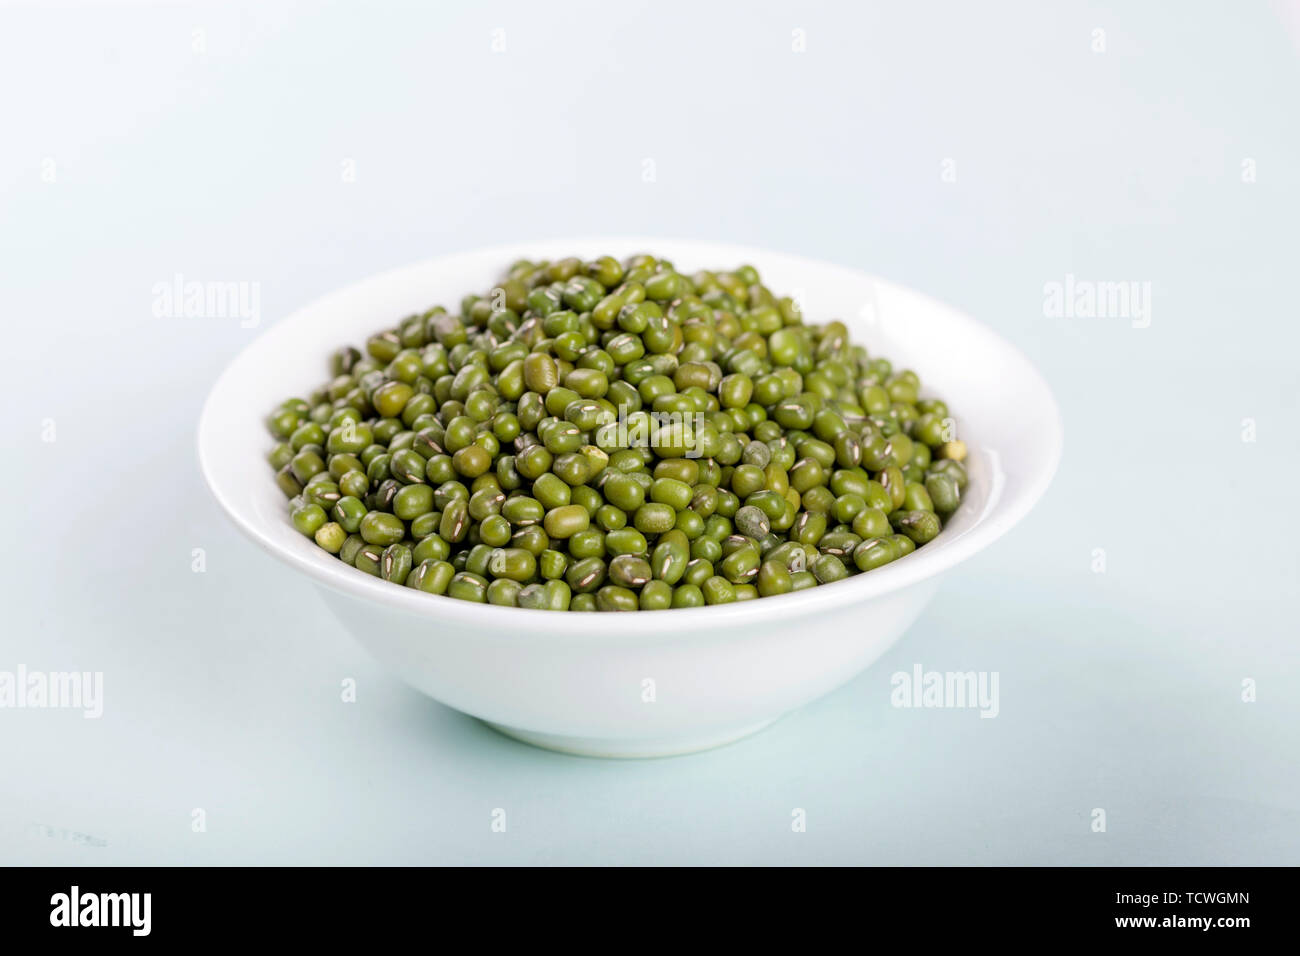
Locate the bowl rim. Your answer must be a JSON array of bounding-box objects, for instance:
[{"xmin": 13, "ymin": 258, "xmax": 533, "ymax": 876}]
[{"xmin": 198, "ymin": 237, "xmax": 1062, "ymax": 638}]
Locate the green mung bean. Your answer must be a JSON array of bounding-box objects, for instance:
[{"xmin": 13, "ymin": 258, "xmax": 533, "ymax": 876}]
[{"xmin": 266, "ymin": 253, "xmax": 967, "ymax": 609}]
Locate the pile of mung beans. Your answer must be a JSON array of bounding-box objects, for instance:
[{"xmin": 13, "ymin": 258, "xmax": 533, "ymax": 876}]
[{"xmin": 265, "ymin": 254, "xmax": 969, "ymax": 611}]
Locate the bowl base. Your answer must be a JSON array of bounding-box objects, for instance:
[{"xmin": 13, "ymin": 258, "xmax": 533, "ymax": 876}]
[{"xmin": 483, "ymin": 716, "xmax": 781, "ymax": 758}]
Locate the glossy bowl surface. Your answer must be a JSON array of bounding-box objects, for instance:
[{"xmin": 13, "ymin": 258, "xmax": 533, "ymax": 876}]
[{"xmin": 198, "ymin": 239, "xmax": 1061, "ymax": 757}]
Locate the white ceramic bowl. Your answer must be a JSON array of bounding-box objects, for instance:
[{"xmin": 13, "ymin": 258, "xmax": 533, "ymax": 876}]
[{"xmin": 198, "ymin": 239, "xmax": 1061, "ymax": 758}]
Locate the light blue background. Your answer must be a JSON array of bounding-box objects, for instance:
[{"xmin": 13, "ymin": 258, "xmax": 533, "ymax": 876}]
[{"xmin": 2, "ymin": 0, "xmax": 1297, "ymax": 864}]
